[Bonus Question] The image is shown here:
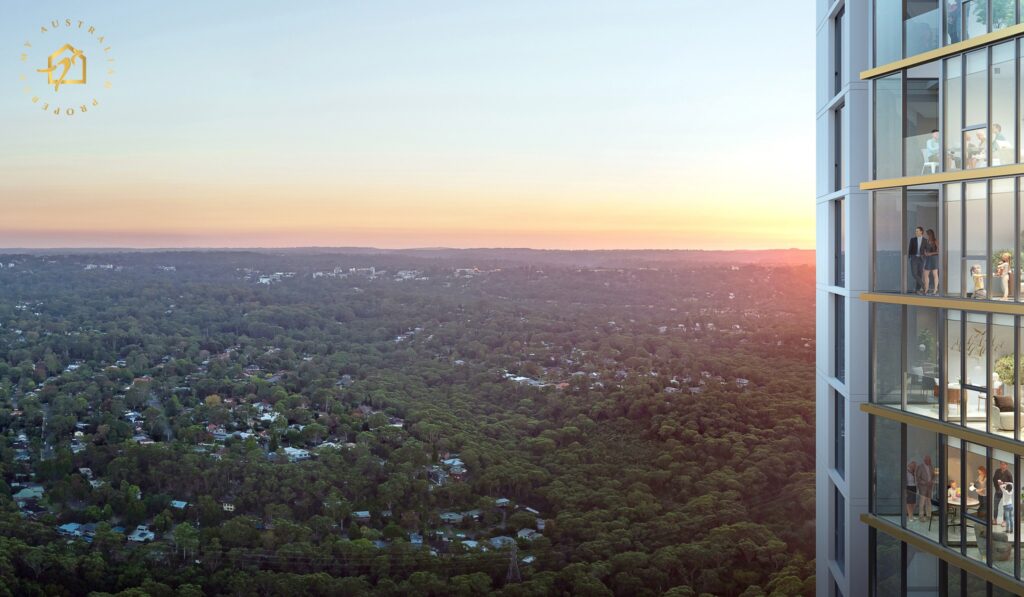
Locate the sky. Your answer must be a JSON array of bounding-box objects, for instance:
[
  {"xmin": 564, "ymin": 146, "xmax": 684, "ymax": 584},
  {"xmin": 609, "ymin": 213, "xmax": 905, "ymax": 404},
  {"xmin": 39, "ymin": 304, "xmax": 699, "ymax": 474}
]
[{"xmin": 0, "ymin": 1, "xmax": 815, "ymax": 250}]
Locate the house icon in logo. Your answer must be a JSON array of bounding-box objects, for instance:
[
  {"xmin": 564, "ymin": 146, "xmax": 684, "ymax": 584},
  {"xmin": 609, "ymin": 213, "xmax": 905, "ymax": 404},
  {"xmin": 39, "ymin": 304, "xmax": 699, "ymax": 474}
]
[{"xmin": 36, "ymin": 44, "xmax": 86, "ymax": 92}]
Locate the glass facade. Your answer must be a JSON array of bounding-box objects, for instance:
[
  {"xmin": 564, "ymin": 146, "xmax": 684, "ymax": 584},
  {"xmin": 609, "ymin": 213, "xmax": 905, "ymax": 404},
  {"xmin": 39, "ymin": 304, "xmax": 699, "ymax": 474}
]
[
  {"xmin": 874, "ymin": 0, "xmax": 1022, "ymax": 67},
  {"xmin": 837, "ymin": 294, "xmax": 847, "ymax": 382},
  {"xmin": 871, "ymin": 179, "xmax": 1024, "ymax": 300},
  {"xmin": 837, "ymin": 390, "xmax": 847, "ymax": 478},
  {"xmin": 872, "ymin": 38, "xmax": 1024, "ymax": 179},
  {"xmin": 860, "ymin": 2, "xmax": 1024, "ymax": 596},
  {"xmin": 869, "ymin": 305, "xmax": 1024, "ymax": 440},
  {"xmin": 837, "ymin": 197, "xmax": 847, "ymax": 286},
  {"xmin": 869, "ymin": 411, "xmax": 1024, "ymax": 588}
]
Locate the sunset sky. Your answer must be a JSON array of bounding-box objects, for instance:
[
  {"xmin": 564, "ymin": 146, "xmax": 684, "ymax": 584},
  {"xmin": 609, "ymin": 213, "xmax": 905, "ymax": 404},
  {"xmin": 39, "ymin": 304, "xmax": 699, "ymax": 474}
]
[{"xmin": 0, "ymin": 1, "xmax": 814, "ymax": 250}]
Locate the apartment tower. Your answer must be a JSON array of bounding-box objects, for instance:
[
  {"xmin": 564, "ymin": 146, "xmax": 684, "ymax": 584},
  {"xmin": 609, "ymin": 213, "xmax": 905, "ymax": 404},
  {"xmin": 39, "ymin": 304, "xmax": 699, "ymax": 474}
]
[{"xmin": 819, "ymin": 0, "xmax": 1024, "ymax": 594}]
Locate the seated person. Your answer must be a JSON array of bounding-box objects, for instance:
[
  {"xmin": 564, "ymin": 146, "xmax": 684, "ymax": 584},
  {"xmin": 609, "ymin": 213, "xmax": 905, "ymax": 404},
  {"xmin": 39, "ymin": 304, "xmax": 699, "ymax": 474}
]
[
  {"xmin": 947, "ymin": 144, "xmax": 963, "ymax": 170},
  {"xmin": 926, "ymin": 130, "xmax": 940, "ymax": 163},
  {"xmin": 948, "ymin": 480, "xmax": 961, "ymax": 500},
  {"xmin": 993, "ymin": 124, "xmax": 1011, "ymax": 149},
  {"xmin": 967, "ymin": 132, "xmax": 988, "ymax": 168}
]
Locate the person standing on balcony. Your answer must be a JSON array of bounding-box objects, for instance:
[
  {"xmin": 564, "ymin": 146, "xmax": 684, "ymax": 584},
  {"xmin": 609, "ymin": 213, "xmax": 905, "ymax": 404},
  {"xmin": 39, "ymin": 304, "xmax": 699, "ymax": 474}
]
[
  {"xmin": 909, "ymin": 227, "xmax": 927, "ymax": 294},
  {"xmin": 907, "ymin": 461, "xmax": 919, "ymax": 521},
  {"xmin": 993, "ymin": 461, "xmax": 1014, "ymax": 525},
  {"xmin": 917, "ymin": 455, "xmax": 935, "ymax": 521},
  {"xmin": 923, "ymin": 229, "xmax": 940, "ymax": 295}
]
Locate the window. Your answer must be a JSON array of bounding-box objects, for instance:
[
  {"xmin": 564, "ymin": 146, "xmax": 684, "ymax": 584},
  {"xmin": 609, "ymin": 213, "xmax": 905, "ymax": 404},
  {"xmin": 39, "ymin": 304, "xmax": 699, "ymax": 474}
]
[
  {"xmin": 907, "ymin": 187, "xmax": 940, "ymax": 294},
  {"xmin": 945, "ymin": 310, "xmax": 963, "ymax": 423},
  {"xmin": 835, "ymin": 7, "xmax": 845, "ymax": 94},
  {"xmin": 836, "ymin": 295, "xmax": 846, "ymax": 383},
  {"xmin": 946, "ymin": 563, "xmax": 963, "ymax": 595},
  {"xmin": 875, "ymin": 190, "xmax": 904, "ymax": 292},
  {"xmin": 874, "ymin": 528, "xmax": 902, "ymax": 596},
  {"xmin": 835, "ymin": 104, "xmax": 845, "ymax": 192},
  {"xmin": 946, "ymin": 0, "xmax": 964, "ymax": 44},
  {"xmin": 945, "ymin": 56, "xmax": 963, "ymax": 172},
  {"xmin": 964, "ymin": 183, "xmax": 988, "ymax": 296},
  {"xmin": 991, "ymin": 179, "xmax": 1015, "ymax": 302},
  {"xmin": 1019, "ymin": 40, "xmax": 1024, "ymax": 165},
  {"xmin": 835, "ymin": 391, "xmax": 846, "ymax": 478},
  {"xmin": 992, "ymin": 0, "xmax": 1017, "ymax": 31},
  {"xmin": 876, "ymin": 74, "xmax": 904, "ymax": 179},
  {"xmin": 991, "ymin": 42, "xmax": 1015, "ymax": 167},
  {"xmin": 992, "ymin": 316, "xmax": 1015, "ymax": 433},
  {"xmin": 906, "ymin": 0, "xmax": 941, "ymax": 57},
  {"xmin": 834, "ymin": 486, "xmax": 846, "ymax": 572},
  {"xmin": 945, "ymin": 183, "xmax": 963, "ymax": 296},
  {"xmin": 905, "ymin": 63, "xmax": 941, "ymax": 176},
  {"xmin": 951, "ymin": 440, "xmax": 990, "ymax": 566},
  {"xmin": 964, "ymin": 50, "xmax": 988, "ymax": 170},
  {"xmin": 904, "ymin": 545, "xmax": 939, "ymax": 595},
  {"xmin": 906, "ymin": 426, "xmax": 941, "ymax": 541},
  {"xmin": 964, "ymin": 0, "xmax": 989, "ymax": 40},
  {"xmin": 836, "ymin": 198, "xmax": 846, "ymax": 286},
  {"xmin": 964, "ymin": 313, "xmax": 989, "ymax": 424},
  {"xmin": 1019, "ymin": 177, "xmax": 1024, "ymax": 303},
  {"xmin": 872, "ymin": 416, "xmax": 902, "ymax": 522},
  {"xmin": 906, "ymin": 306, "xmax": 940, "ymax": 420},
  {"xmin": 874, "ymin": 303, "xmax": 903, "ymax": 405},
  {"xmin": 991, "ymin": 449, "xmax": 1014, "ymax": 576},
  {"xmin": 877, "ymin": 0, "xmax": 903, "ymax": 65}
]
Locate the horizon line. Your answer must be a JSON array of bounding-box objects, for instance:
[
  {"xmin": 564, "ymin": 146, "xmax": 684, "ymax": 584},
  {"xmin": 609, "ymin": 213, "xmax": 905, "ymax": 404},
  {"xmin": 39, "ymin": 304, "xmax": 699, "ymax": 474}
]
[{"xmin": 0, "ymin": 245, "xmax": 814, "ymax": 253}]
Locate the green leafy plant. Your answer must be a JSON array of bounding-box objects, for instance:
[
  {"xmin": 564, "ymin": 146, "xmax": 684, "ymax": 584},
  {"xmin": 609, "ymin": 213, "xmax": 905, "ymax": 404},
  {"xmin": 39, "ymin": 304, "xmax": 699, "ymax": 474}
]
[
  {"xmin": 917, "ymin": 328, "xmax": 936, "ymax": 363},
  {"xmin": 995, "ymin": 353, "xmax": 1020, "ymax": 385},
  {"xmin": 992, "ymin": 0, "xmax": 1015, "ymax": 30}
]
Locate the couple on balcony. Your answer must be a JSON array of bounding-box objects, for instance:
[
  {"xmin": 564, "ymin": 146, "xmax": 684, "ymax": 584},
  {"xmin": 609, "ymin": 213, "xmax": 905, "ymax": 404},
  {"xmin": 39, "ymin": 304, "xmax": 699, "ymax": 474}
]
[{"xmin": 909, "ymin": 227, "xmax": 940, "ymax": 295}]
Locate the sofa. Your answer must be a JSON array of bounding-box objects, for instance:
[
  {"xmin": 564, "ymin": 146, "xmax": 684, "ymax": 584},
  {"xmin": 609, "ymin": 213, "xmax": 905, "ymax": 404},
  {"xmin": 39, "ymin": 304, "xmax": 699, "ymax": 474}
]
[{"xmin": 991, "ymin": 395, "xmax": 1017, "ymax": 431}]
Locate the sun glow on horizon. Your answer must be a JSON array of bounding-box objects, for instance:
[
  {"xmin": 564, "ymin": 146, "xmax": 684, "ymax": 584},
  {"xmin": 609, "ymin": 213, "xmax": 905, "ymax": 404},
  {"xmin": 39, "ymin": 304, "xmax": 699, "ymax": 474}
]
[{"xmin": 0, "ymin": 1, "xmax": 813, "ymax": 251}]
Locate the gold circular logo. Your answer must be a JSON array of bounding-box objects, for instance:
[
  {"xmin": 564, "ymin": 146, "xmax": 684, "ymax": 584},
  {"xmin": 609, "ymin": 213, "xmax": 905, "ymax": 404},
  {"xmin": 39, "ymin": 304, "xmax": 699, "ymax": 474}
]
[{"xmin": 19, "ymin": 19, "xmax": 115, "ymax": 116}]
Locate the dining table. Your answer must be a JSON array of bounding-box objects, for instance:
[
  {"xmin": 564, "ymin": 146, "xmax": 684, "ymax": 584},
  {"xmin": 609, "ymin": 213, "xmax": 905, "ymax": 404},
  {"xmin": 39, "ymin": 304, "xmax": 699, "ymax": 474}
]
[{"xmin": 947, "ymin": 495, "xmax": 981, "ymax": 525}]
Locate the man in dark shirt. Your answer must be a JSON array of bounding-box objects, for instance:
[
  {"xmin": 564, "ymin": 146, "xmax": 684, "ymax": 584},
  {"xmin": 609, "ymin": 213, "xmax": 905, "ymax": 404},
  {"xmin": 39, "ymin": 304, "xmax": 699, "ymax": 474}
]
[
  {"xmin": 993, "ymin": 460, "xmax": 1014, "ymax": 525},
  {"xmin": 908, "ymin": 227, "xmax": 926, "ymax": 294}
]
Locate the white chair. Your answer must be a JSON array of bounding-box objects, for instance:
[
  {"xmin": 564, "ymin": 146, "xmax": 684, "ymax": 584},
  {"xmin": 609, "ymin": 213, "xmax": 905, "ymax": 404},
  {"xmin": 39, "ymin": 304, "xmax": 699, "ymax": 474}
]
[{"xmin": 921, "ymin": 147, "xmax": 940, "ymax": 174}]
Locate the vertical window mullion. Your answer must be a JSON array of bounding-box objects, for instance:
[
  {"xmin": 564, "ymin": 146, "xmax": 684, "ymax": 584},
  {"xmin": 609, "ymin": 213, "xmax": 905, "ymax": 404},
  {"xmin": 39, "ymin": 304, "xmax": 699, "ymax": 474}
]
[
  {"xmin": 1015, "ymin": 316, "xmax": 1021, "ymax": 442},
  {"xmin": 1014, "ymin": 455, "xmax": 1020, "ymax": 579},
  {"xmin": 901, "ymin": 422, "xmax": 909, "ymax": 529},
  {"xmin": 961, "ymin": 436, "xmax": 967, "ymax": 555},
  {"xmin": 902, "ymin": 304, "xmax": 909, "ymax": 411},
  {"xmin": 986, "ymin": 447, "xmax": 993, "ymax": 566},
  {"xmin": 962, "ymin": 314, "xmax": 968, "ymax": 427},
  {"xmin": 963, "ymin": 183, "xmax": 968, "ymax": 298}
]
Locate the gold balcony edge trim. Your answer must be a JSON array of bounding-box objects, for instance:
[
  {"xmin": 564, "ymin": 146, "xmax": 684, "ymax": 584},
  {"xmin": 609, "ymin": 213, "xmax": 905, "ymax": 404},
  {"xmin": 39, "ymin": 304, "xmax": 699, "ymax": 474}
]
[
  {"xmin": 860, "ymin": 514, "xmax": 1024, "ymax": 593},
  {"xmin": 860, "ymin": 164, "xmax": 1024, "ymax": 191},
  {"xmin": 860, "ymin": 23, "xmax": 1024, "ymax": 81},
  {"xmin": 860, "ymin": 403, "xmax": 1024, "ymax": 458},
  {"xmin": 858, "ymin": 292, "xmax": 1024, "ymax": 316}
]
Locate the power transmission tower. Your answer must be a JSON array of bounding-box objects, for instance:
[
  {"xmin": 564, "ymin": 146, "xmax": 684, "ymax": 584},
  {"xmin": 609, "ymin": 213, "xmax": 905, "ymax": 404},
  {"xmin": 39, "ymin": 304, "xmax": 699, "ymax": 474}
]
[{"xmin": 506, "ymin": 542, "xmax": 521, "ymax": 583}]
